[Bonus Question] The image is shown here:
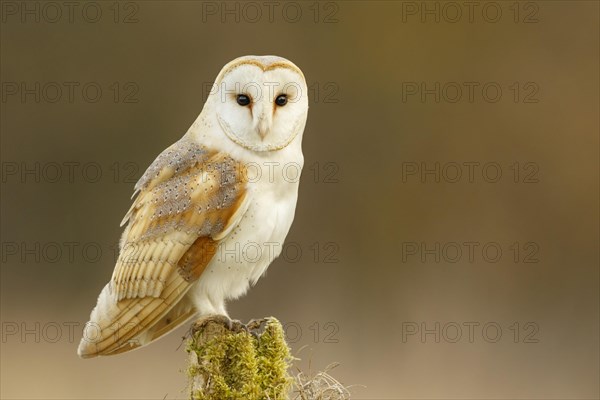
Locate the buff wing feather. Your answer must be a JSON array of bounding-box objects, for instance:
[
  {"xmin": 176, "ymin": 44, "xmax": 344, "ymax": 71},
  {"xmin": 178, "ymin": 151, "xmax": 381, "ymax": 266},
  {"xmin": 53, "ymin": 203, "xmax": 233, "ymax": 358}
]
[{"xmin": 78, "ymin": 137, "xmax": 249, "ymax": 358}]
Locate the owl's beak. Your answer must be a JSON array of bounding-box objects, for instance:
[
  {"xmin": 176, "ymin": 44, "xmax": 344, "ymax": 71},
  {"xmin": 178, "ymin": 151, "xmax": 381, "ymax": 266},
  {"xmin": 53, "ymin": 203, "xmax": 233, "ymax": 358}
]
[{"xmin": 256, "ymin": 112, "xmax": 271, "ymax": 140}]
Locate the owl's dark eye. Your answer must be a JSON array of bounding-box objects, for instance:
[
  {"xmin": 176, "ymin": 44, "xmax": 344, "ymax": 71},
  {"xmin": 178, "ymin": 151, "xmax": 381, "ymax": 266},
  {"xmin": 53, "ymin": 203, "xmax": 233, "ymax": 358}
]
[
  {"xmin": 236, "ymin": 94, "xmax": 251, "ymax": 106},
  {"xmin": 275, "ymin": 94, "xmax": 288, "ymax": 106}
]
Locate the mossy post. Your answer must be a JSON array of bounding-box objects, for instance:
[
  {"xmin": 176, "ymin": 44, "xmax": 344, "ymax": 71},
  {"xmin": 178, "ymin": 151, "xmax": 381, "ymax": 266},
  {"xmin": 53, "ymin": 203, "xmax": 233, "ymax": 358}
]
[{"xmin": 186, "ymin": 317, "xmax": 293, "ymax": 400}]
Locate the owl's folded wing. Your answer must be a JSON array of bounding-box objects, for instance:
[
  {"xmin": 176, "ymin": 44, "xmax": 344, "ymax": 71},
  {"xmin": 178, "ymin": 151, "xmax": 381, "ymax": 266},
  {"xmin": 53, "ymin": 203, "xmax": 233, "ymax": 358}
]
[{"xmin": 78, "ymin": 137, "xmax": 250, "ymax": 358}]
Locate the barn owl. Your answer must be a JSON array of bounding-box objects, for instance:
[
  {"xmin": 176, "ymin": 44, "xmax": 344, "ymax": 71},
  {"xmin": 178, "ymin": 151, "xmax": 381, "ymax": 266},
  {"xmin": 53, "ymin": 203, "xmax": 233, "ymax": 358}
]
[{"xmin": 77, "ymin": 55, "xmax": 308, "ymax": 358}]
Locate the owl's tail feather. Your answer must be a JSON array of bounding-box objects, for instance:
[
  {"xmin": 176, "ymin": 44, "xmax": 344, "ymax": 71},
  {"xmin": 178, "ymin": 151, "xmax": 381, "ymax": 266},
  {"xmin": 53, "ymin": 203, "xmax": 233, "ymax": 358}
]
[{"xmin": 77, "ymin": 274, "xmax": 195, "ymax": 358}]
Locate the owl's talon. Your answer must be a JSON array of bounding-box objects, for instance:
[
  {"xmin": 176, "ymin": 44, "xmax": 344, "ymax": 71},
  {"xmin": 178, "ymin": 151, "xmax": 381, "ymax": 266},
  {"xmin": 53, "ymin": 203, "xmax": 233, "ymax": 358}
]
[
  {"xmin": 246, "ymin": 318, "xmax": 268, "ymax": 341},
  {"xmin": 229, "ymin": 319, "xmax": 246, "ymax": 333},
  {"xmin": 192, "ymin": 314, "xmax": 234, "ymax": 334},
  {"xmin": 249, "ymin": 329, "xmax": 261, "ymax": 341},
  {"xmin": 247, "ymin": 318, "xmax": 267, "ymax": 331}
]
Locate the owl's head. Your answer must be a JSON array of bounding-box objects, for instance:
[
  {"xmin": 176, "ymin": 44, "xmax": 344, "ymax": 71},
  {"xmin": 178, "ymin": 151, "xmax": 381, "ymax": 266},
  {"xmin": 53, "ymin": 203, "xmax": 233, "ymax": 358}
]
[{"xmin": 207, "ymin": 55, "xmax": 308, "ymax": 152}]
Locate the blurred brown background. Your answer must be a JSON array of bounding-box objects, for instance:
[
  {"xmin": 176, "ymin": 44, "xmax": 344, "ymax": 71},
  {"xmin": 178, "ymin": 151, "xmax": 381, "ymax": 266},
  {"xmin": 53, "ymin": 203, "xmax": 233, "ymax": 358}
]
[{"xmin": 1, "ymin": 1, "xmax": 598, "ymax": 399}]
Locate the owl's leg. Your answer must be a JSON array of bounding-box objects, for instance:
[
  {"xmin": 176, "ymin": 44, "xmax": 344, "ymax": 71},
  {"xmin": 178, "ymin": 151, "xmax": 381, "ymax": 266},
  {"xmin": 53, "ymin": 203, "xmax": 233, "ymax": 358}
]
[{"xmin": 190, "ymin": 289, "xmax": 248, "ymax": 334}]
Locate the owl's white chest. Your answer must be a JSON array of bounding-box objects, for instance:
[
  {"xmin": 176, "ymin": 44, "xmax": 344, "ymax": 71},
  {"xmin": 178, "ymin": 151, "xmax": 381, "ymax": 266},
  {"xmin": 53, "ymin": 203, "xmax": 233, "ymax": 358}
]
[
  {"xmin": 189, "ymin": 156, "xmax": 301, "ymax": 315},
  {"xmin": 230, "ymin": 179, "xmax": 298, "ymax": 280}
]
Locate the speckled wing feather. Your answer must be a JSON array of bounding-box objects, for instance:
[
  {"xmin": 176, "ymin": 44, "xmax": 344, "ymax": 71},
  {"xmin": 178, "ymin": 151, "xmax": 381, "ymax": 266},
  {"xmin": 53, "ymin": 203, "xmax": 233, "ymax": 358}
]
[{"xmin": 78, "ymin": 136, "xmax": 249, "ymax": 357}]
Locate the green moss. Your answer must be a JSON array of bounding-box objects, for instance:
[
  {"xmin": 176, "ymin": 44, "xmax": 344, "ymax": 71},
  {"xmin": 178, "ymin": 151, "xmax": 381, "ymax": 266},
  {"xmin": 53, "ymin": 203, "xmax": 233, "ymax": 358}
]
[
  {"xmin": 186, "ymin": 317, "xmax": 293, "ymax": 400},
  {"xmin": 255, "ymin": 320, "xmax": 294, "ymax": 399}
]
